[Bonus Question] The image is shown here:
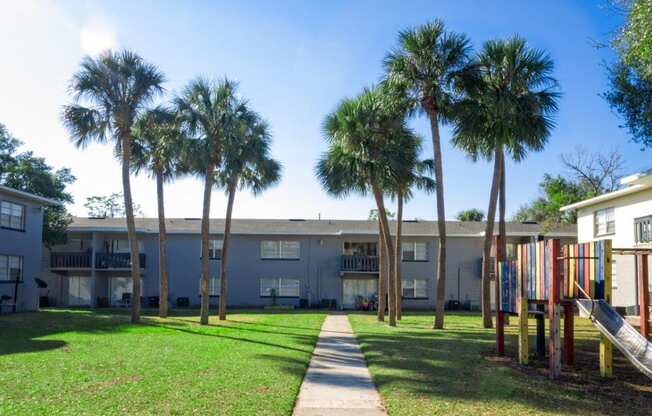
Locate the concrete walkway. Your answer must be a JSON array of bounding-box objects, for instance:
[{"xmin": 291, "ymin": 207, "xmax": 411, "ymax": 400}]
[{"xmin": 293, "ymin": 314, "xmax": 387, "ymax": 416}]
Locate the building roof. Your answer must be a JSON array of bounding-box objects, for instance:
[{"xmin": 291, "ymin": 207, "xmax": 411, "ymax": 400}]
[
  {"xmin": 0, "ymin": 185, "xmax": 62, "ymax": 206},
  {"xmin": 68, "ymin": 217, "xmax": 576, "ymax": 237},
  {"xmin": 560, "ymin": 170, "xmax": 652, "ymax": 212}
]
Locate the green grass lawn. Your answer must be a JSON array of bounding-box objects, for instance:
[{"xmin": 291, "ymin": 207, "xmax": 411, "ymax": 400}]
[
  {"xmin": 0, "ymin": 309, "xmax": 326, "ymax": 416},
  {"xmin": 349, "ymin": 312, "xmax": 652, "ymax": 416}
]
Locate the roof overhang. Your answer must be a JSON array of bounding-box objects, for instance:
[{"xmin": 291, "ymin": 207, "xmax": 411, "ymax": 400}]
[
  {"xmin": 0, "ymin": 185, "xmax": 62, "ymax": 206},
  {"xmin": 560, "ymin": 183, "xmax": 650, "ymax": 212}
]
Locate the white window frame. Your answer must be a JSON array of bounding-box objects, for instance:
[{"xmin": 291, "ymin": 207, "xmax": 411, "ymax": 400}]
[
  {"xmin": 259, "ymin": 277, "xmax": 300, "ymax": 297},
  {"xmin": 594, "ymin": 207, "xmax": 615, "ymax": 237},
  {"xmin": 260, "ymin": 240, "xmax": 300, "ymax": 259},
  {"xmin": 401, "ymin": 279, "xmax": 428, "ymax": 299},
  {"xmin": 634, "ymin": 215, "xmax": 652, "ymax": 244},
  {"xmin": 202, "ymin": 239, "xmax": 223, "ymax": 259},
  {"xmin": 401, "ymin": 242, "xmax": 427, "ymax": 261},
  {"xmin": 0, "ymin": 200, "xmax": 25, "ymax": 231},
  {"xmin": 0, "ymin": 255, "xmax": 23, "ymax": 282},
  {"xmin": 110, "ymin": 239, "xmax": 143, "ymax": 253},
  {"xmin": 198, "ymin": 276, "xmax": 221, "ymax": 296}
]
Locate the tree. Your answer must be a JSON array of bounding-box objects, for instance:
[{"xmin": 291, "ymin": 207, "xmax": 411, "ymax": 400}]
[
  {"xmin": 452, "ymin": 37, "xmax": 559, "ymax": 328},
  {"xmin": 0, "ymin": 123, "xmax": 75, "ymax": 247},
  {"xmin": 384, "ymin": 20, "xmax": 472, "ymax": 329},
  {"xmin": 63, "ymin": 49, "xmax": 165, "ymax": 323},
  {"xmin": 175, "ymin": 77, "xmax": 248, "ymax": 325},
  {"xmin": 216, "ymin": 113, "xmax": 281, "ymax": 320},
  {"xmin": 456, "ymin": 209, "xmax": 485, "ymax": 222},
  {"xmin": 84, "ymin": 192, "xmax": 144, "ymax": 218},
  {"xmin": 317, "ymin": 86, "xmax": 410, "ymax": 326},
  {"xmin": 604, "ymin": 1, "xmax": 652, "ymax": 149},
  {"xmin": 561, "ymin": 147, "xmax": 624, "ymax": 194},
  {"xmin": 131, "ymin": 106, "xmax": 186, "ymax": 318}
]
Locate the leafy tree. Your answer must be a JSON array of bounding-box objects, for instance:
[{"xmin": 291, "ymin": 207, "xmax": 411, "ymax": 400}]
[
  {"xmin": 175, "ymin": 77, "xmax": 248, "ymax": 325},
  {"xmin": 132, "ymin": 106, "xmax": 187, "ymax": 318},
  {"xmin": 604, "ymin": 0, "xmax": 652, "ymax": 149},
  {"xmin": 384, "ymin": 20, "xmax": 472, "ymax": 329},
  {"xmin": 216, "ymin": 112, "xmax": 281, "ymax": 320},
  {"xmin": 368, "ymin": 209, "xmax": 395, "ymax": 220},
  {"xmin": 84, "ymin": 193, "xmax": 143, "ymax": 218},
  {"xmin": 63, "ymin": 49, "xmax": 165, "ymax": 323},
  {"xmin": 453, "ymin": 37, "xmax": 559, "ymax": 328},
  {"xmin": 0, "ymin": 123, "xmax": 75, "ymax": 247},
  {"xmin": 456, "ymin": 209, "xmax": 485, "ymax": 222}
]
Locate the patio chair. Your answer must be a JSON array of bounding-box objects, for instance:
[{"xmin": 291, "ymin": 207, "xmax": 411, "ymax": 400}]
[{"xmin": 117, "ymin": 292, "xmax": 131, "ymax": 308}]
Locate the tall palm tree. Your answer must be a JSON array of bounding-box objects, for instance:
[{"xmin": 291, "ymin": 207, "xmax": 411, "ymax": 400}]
[
  {"xmin": 175, "ymin": 78, "xmax": 248, "ymax": 325},
  {"xmin": 318, "ymin": 86, "xmax": 410, "ymax": 327},
  {"xmin": 384, "ymin": 20, "xmax": 472, "ymax": 329},
  {"xmin": 62, "ymin": 50, "xmax": 165, "ymax": 323},
  {"xmin": 216, "ymin": 114, "xmax": 281, "ymax": 320},
  {"xmin": 391, "ymin": 147, "xmax": 436, "ymax": 320},
  {"xmin": 131, "ymin": 106, "xmax": 185, "ymax": 318},
  {"xmin": 452, "ymin": 37, "xmax": 559, "ymax": 327}
]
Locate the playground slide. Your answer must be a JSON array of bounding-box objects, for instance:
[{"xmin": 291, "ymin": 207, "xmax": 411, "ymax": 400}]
[{"xmin": 576, "ymin": 299, "xmax": 652, "ymax": 379}]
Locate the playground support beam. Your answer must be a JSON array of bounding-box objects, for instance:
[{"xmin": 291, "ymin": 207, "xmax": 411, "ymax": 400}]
[
  {"xmin": 548, "ymin": 239, "xmax": 561, "ymax": 379},
  {"xmin": 563, "ymin": 303, "xmax": 574, "ymax": 366},
  {"xmin": 637, "ymin": 254, "xmax": 650, "ymax": 339},
  {"xmin": 495, "ymin": 235, "xmax": 505, "ymax": 355},
  {"xmin": 518, "ymin": 245, "xmax": 529, "ymax": 365},
  {"xmin": 600, "ymin": 239, "xmax": 613, "ymax": 377}
]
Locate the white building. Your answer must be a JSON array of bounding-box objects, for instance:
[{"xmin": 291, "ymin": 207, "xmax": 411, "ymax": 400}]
[{"xmin": 561, "ymin": 171, "xmax": 652, "ymax": 310}]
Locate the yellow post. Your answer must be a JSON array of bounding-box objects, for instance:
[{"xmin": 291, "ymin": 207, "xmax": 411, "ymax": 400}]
[
  {"xmin": 600, "ymin": 239, "xmax": 613, "ymax": 377},
  {"xmin": 518, "ymin": 246, "xmax": 529, "ymax": 365}
]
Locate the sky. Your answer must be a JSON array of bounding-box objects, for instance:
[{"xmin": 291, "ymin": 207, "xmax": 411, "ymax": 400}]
[{"xmin": 0, "ymin": 0, "xmax": 647, "ymax": 221}]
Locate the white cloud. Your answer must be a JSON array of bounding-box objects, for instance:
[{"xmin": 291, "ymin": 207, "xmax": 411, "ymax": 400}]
[{"xmin": 80, "ymin": 19, "xmax": 118, "ymax": 55}]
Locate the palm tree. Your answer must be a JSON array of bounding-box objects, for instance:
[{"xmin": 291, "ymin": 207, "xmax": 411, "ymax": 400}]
[
  {"xmin": 391, "ymin": 146, "xmax": 436, "ymax": 320},
  {"xmin": 384, "ymin": 20, "xmax": 472, "ymax": 329},
  {"xmin": 175, "ymin": 78, "xmax": 248, "ymax": 325},
  {"xmin": 131, "ymin": 106, "xmax": 185, "ymax": 318},
  {"xmin": 216, "ymin": 113, "xmax": 281, "ymax": 320},
  {"xmin": 452, "ymin": 37, "xmax": 559, "ymax": 327},
  {"xmin": 317, "ymin": 86, "xmax": 410, "ymax": 327},
  {"xmin": 62, "ymin": 50, "xmax": 165, "ymax": 323}
]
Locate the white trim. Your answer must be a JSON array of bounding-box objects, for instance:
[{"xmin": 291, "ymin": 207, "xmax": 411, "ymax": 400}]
[
  {"xmin": 0, "ymin": 185, "xmax": 61, "ymax": 206},
  {"xmin": 560, "ymin": 183, "xmax": 650, "ymax": 211}
]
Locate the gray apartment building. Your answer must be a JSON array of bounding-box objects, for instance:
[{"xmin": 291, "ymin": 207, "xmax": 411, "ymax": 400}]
[
  {"xmin": 42, "ymin": 217, "xmax": 576, "ymax": 310},
  {"xmin": 0, "ymin": 185, "xmax": 58, "ymax": 312}
]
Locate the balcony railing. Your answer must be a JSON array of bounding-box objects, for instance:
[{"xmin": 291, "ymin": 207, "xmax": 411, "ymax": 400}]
[
  {"xmin": 50, "ymin": 252, "xmax": 92, "ymax": 269},
  {"xmin": 95, "ymin": 253, "xmax": 146, "ymax": 269},
  {"xmin": 341, "ymin": 255, "xmax": 379, "ymax": 273}
]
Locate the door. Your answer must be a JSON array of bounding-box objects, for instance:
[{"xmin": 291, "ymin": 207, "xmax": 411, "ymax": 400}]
[
  {"xmin": 68, "ymin": 276, "xmax": 91, "ymax": 306},
  {"xmin": 342, "ymin": 279, "xmax": 378, "ymax": 309}
]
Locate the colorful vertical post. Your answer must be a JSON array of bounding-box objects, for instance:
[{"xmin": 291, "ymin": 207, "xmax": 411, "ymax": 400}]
[
  {"xmin": 637, "ymin": 254, "xmax": 650, "ymax": 339},
  {"xmin": 600, "ymin": 239, "xmax": 613, "ymax": 377},
  {"xmin": 518, "ymin": 244, "xmax": 529, "ymax": 365},
  {"xmin": 548, "ymin": 239, "xmax": 561, "ymax": 378},
  {"xmin": 495, "ymin": 236, "xmax": 505, "ymax": 354}
]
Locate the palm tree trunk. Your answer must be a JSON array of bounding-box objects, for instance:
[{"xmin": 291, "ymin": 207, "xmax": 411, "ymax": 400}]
[
  {"xmin": 377, "ymin": 219, "xmax": 386, "ymax": 321},
  {"xmin": 156, "ymin": 170, "xmax": 169, "ymax": 318},
  {"xmin": 219, "ymin": 176, "xmax": 237, "ymax": 321},
  {"xmin": 372, "ymin": 180, "xmax": 396, "ymax": 327},
  {"xmin": 200, "ymin": 163, "xmax": 215, "ymax": 325},
  {"xmin": 395, "ymin": 191, "xmax": 404, "ymax": 320},
  {"xmin": 482, "ymin": 146, "xmax": 503, "ymax": 329},
  {"xmin": 428, "ymin": 113, "xmax": 447, "ymax": 330},
  {"xmin": 120, "ymin": 131, "xmax": 141, "ymax": 324}
]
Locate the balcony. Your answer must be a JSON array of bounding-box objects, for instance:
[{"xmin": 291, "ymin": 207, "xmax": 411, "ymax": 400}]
[
  {"xmin": 95, "ymin": 253, "xmax": 146, "ymax": 269},
  {"xmin": 50, "ymin": 252, "xmax": 92, "ymax": 269},
  {"xmin": 341, "ymin": 255, "xmax": 379, "ymax": 273}
]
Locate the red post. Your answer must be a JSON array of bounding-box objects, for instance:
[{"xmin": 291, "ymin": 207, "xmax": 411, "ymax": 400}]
[
  {"xmin": 548, "ymin": 239, "xmax": 561, "ymax": 378},
  {"xmin": 495, "ymin": 235, "xmax": 505, "ymax": 354},
  {"xmin": 638, "ymin": 254, "xmax": 650, "ymax": 339},
  {"xmin": 563, "ymin": 303, "xmax": 575, "ymax": 366}
]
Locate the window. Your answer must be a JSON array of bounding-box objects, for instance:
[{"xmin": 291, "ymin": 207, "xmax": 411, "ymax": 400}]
[
  {"xmin": 402, "ymin": 242, "xmax": 427, "ymax": 261},
  {"xmin": 202, "ymin": 239, "xmax": 223, "ymax": 259},
  {"xmin": 402, "ymin": 279, "xmax": 428, "ymax": 299},
  {"xmin": 612, "ymin": 259, "xmax": 618, "ymax": 289},
  {"xmin": 0, "ymin": 255, "xmax": 22, "ymax": 281},
  {"xmin": 198, "ymin": 276, "xmax": 221, "ymax": 296},
  {"xmin": 635, "ymin": 216, "xmax": 652, "ymax": 244},
  {"xmin": 110, "ymin": 239, "xmax": 143, "ymax": 253},
  {"xmin": 0, "ymin": 201, "xmax": 25, "ymax": 230},
  {"xmin": 343, "ymin": 242, "xmax": 377, "ymax": 256},
  {"xmin": 260, "ymin": 240, "xmax": 300, "ymax": 259},
  {"xmin": 594, "ymin": 208, "xmax": 615, "ymax": 236},
  {"xmin": 260, "ymin": 278, "xmax": 300, "ymax": 297}
]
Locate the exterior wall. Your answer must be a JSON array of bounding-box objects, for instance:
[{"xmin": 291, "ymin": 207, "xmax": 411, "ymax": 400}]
[
  {"xmin": 0, "ymin": 191, "xmax": 45, "ymax": 311},
  {"xmin": 576, "ymin": 188, "xmax": 652, "ymax": 308}
]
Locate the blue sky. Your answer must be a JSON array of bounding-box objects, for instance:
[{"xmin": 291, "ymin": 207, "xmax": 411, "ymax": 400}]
[{"xmin": 0, "ymin": 1, "xmax": 647, "ymax": 220}]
